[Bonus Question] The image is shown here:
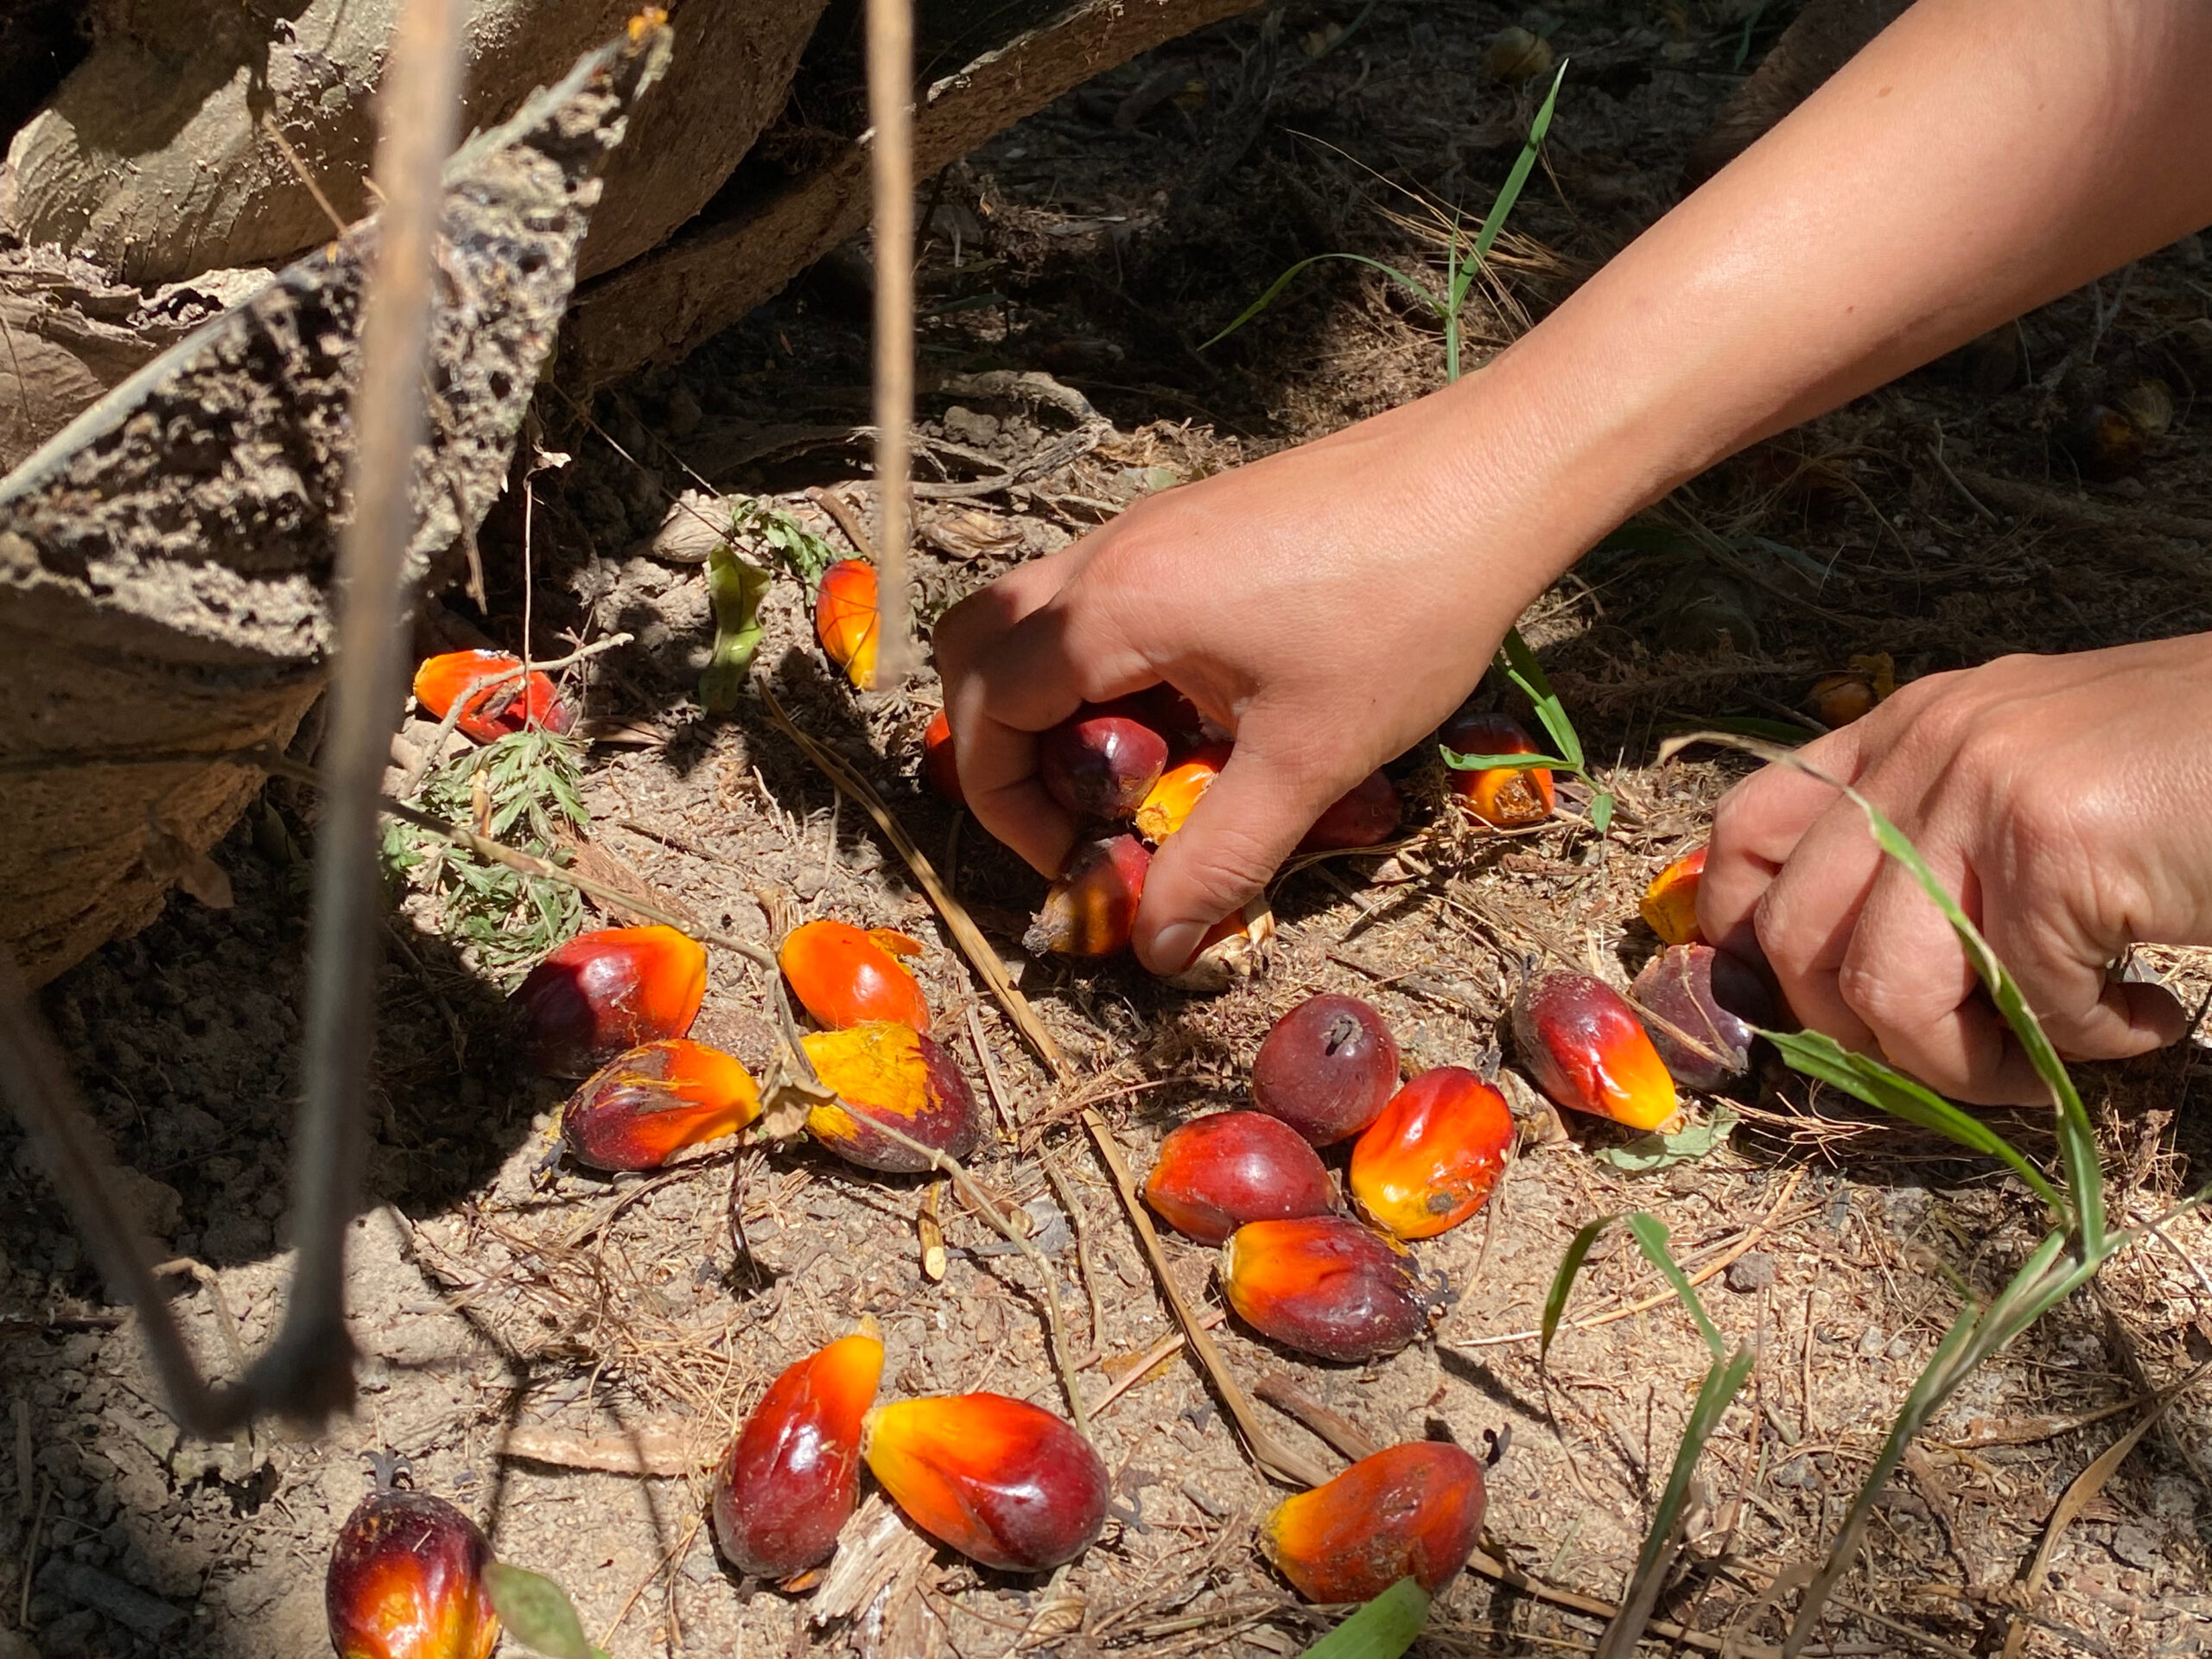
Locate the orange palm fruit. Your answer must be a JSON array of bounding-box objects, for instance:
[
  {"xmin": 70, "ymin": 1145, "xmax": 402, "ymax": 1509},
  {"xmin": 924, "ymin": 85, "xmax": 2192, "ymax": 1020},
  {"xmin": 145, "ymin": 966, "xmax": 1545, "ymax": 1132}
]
[
  {"xmin": 712, "ymin": 1320, "xmax": 885, "ymax": 1580},
  {"xmin": 512, "ymin": 925, "xmax": 708, "ymax": 1076},
  {"xmin": 1298, "ymin": 770, "xmax": 1403, "ymax": 852},
  {"xmin": 1039, "ymin": 702, "xmax": 1171, "ymax": 821},
  {"xmin": 1261, "ymin": 1441, "xmax": 1487, "ymax": 1603},
  {"xmin": 1639, "ymin": 845, "xmax": 1707, "ymax": 946},
  {"xmin": 326, "ymin": 1462, "xmax": 499, "ymax": 1659},
  {"xmin": 1631, "ymin": 944, "xmax": 1774, "ymax": 1092},
  {"xmin": 1512, "ymin": 968, "xmax": 1680, "ymax": 1131},
  {"xmin": 1143, "ymin": 1110, "xmax": 1337, "ymax": 1245},
  {"xmin": 1134, "ymin": 741, "xmax": 1232, "ymax": 842},
  {"xmin": 1440, "ymin": 710, "xmax": 1554, "ymax": 828},
  {"xmin": 560, "ymin": 1039, "xmax": 761, "ymax": 1171},
  {"xmin": 411, "ymin": 649, "xmax": 573, "ymax": 745},
  {"xmin": 1221, "ymin": 1216, "xmax": 1430, "ymax": 1363},
  {"xmin": 861, "ymin": 1394, "xmax": 1109, "ymax": 1572},
  {"xmin": 780, "ymin": 918, "xmax": 931, "ymax": 1033},
  {"xmin": 922, "ymin": 709, "xmax": 964, "ymax": 806},
  {"xmin": 1808, "ymin": 672, "xmax": 1875, "ymax": 726},
  {"xmin": 801, "ymin": 1021, "xmax": 982, "ymax": 1171},
  {"xmin": 1350, "ymin": 1068, "xmax": 1513, "ymax": 1240},
  {"xmin": 1250, "ymin": 994, "xmax": 1401, "ymax": 1146},
  {"xmin": 816, "ymin": 559, "xmax": 880, "ymax": 689},
  {"xmin": 1023, "ymin": 834, "xmax": 1150, "ymax": 956}
]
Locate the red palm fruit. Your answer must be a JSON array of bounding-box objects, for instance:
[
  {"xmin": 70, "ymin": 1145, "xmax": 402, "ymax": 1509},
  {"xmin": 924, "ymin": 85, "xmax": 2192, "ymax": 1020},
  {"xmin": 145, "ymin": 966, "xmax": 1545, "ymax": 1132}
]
[
  {"xmin": 1639, "ymin": 846, "xmax": 1707, "ymax": 946},
  {"xmin": 1023, "ymin": 834, "xmax": 1150, "ymax": 956},
  {"xmin": 1221, "ymin": 1216, "xmax": 1430, "ymax": 1363},
  {"xmin": 1261, "ymin": 1441, "xmax": 1486, "ymax": 1603},
  {"xmin": 411, "ymin": 649, "xmax": 572, "ymax": 744},
  {"xmin": 801, "ymin": 1021, "xmax": 982, "ymax": 1171},
  {"xmin": 1250, "ymin": 994, "xmax": 1401, "ymax": 1146},
  {"xmin": 1297, "ymin": 771, "xmax": 1403, "ymax": 852},
  {"xmin": 1513, "ymin": 968, "xmax": 1680, "ymax": 1131},
  {"xmin": 1039, "ymin": 703, "xmax": 1170, "ymax": 821},
  {"xmin": 512, "ymin": 925, "xmax": 708, "ymax": 1076},
  {"xmin": 922, "ymin": 709, "xmax": 964, "ymax": 806},
  {"xmin": 1134, "ymin": 741, "xmax": 1231, "ymax": 842},
  {"xmin": 327, "ymin": 1468, "xmax": 499, "ymax": 1659},
  {"xmin": 561, "ymin": 1039, "xmax": 761, "ymax": 1171},
  {"xmin": 816, "ymin": 559, "xmax": 880, "ymax": 689},
  {"xmin": 1142, "ymin": 1111, "xmax": 1336, "ymax": 1245},
  {"xmin": 780, "ymin": 918, "xmax": 931, "ymax": 1033},
  {"xmin": 1440, "ymin": 710, "xmax": 1554, "ymax": 828},
  {"xmin": 1631, "ymin": 944, "xmax": 1775, "ymax": 1092},
  {"xmin": 1350, "ymin": 1068, "xmax": 1514, "ymax": 1240},
  {"xmin": 861, "ymin": 1394, "xmax": 1109, "ymax": 1572},
  {"xmin": 712, "ymin": 1320, "xmax": 885, "ymax": 1580}
]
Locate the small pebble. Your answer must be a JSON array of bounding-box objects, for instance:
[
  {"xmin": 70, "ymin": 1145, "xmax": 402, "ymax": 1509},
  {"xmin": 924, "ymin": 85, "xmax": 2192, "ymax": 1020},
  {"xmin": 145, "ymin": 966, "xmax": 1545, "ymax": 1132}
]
[{"xmin": 1724, "ymin": 1251, "xmax": 1775, "ymax": 1293}]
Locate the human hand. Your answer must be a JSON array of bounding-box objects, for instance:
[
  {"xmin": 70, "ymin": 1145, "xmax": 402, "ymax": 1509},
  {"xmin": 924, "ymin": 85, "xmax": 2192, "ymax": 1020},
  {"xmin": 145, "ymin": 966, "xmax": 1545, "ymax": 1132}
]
[
  {"xmin": 932, "ymin": 377, "xmax": 1614, "ymax": 974},
  {"xmin": 1699, "ymin": 638, "xmax": 2212, "ymax": 1103}
]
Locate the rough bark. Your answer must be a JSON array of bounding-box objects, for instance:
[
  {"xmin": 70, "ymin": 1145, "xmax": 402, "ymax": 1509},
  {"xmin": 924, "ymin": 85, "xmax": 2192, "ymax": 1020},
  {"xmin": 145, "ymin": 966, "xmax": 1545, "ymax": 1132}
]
[
  {"xmin": 1682, "ymin": 0, "xmax": 1912, "ymax": 190},
  {"xmin": 0, "ymin": 0, "xmax": 817, "ymax": 287},
  {"xmin": 564, "ymin": 0, "xmax": 1268, "ymax": 387},
  {"xmin": 0, "ymin": 22, "xmax": 669, "ymax": 986}
]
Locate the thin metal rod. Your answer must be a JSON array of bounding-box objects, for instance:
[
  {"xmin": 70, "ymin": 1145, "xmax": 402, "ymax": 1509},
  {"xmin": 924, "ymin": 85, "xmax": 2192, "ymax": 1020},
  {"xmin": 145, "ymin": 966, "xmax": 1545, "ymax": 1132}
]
[{"xmin": 865, "ymin": 0, "xmax": 917, "ymax": 684}]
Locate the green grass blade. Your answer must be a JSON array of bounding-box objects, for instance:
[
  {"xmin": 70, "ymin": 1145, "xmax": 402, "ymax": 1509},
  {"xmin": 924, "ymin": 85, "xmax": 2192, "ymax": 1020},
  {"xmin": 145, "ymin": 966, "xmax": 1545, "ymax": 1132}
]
[
  {"xmin": 700, "ymin": 547, "xmax": 770, "ymax": 713},
  {"xmin": 1541, "ymin": 1215, "xmax": 1615, "ymax": 1361},
  {"xmin": 1299, "ymin": 1577, "xmax": 1433, "ymax": 1658},
  {"xmin": 1626, "ymin": 1213, "xmax": 1725, "ymax": 1360},
  {"xmin": 1599, "ymin": 1344, "xmax": 1755, "ymax": 1659},
  {"xmin": 484, "ymin": 1561, "xmax": 608, "ymax": 1659},
  {"xmin": 1452, "ymin": 57, "xmax": 1569, "ymax": 311},
  {"xmin": 1203, "ymin": 254, "xmax": 1439, "ymax": 351},
  {"xmin": 1763, "ymin": 1028, "xmax": 2067, "ymax": 1218},
  {"xmin": 1497, "ymin": 628, "xmax": 1585, "ymax": 770},
  {"xmin": 1591, "ymin": 790, "xmax": 1614, "ymax": 836},
  {"xmin": 1437, "ymin": 747, "xmax": 1571, "ymax": 772}
]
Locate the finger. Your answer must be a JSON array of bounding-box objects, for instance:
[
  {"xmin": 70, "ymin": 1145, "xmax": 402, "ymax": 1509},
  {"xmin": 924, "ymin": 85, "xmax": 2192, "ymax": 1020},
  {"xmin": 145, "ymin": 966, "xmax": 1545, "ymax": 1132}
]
[
  {"xmin": 1750, "ymin": 792, "xmax": 1885, "ymax": 1055},
  {"xmin": 1132, "ymin": 725, "xmax": 1344, "ymax": 974},
  {"xmin": 1700, "ymin": 721, "xmax": 1873, "ymax": 959},
  {"xmin": 1832, "ymin": 856, "xmax": 2045, "ymax": 1103},
  {"xmin": 1980, "ymin": 908, "xmax": 2190, "ymax": 1071}
]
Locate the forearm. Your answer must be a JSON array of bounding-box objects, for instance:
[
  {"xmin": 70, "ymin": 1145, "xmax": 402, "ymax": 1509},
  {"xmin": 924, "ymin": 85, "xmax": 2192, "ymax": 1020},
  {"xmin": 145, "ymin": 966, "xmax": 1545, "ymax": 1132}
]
[{"xmin": 1427, "ymin": 0, "xmax": 2212, "ymax": 599}]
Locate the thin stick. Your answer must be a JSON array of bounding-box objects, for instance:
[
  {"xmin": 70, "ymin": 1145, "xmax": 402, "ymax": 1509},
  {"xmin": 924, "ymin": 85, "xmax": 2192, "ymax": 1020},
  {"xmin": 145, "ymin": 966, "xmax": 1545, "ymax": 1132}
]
[
  {"xmin": 1087, "ymin": 1308, "xmax": 1229, "ymax": 1419},
  {"xmin": 262, "ymin": 0, "xmax": 467, "ymax": 1425},
  {"xmin": 1039, "ymin": 1142, "xmax": 1107, "ymax": 1357},
  {"xmin": 808, "ymin": 485, "xmax": 880, "ymax": 563},
  {"xmin": 865, "ymin": 0, "xmax": 917, "ymax": 684}
]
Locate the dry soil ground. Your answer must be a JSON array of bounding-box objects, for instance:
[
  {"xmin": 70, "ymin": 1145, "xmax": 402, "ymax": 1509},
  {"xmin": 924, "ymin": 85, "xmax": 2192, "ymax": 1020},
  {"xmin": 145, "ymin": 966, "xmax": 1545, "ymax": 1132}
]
[{"xmin": 8, "ymin": 3, "xmax": 2212, "ymax": 1658}]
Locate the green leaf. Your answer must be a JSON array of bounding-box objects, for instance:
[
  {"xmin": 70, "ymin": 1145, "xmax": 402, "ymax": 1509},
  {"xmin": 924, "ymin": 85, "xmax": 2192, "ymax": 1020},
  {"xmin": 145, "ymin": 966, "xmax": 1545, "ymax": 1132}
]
[
  {"xmin": 1626, "ymin": 1213, "xmax": 1724, "ymax": 1361},
  {"xmin": 1437, "ymin": 747, "xmax": 1570, "ymax": 772},
  {"xmin": 700, "ymin": 547, "xmax": 771, "ymax": 713},
  {"xmin": 1596, "ymin": 1104, "xmax": 1736, "ymax": 1175},
  {"xmin": 1497, "ymin": 627, "xmax": 1584, "ymax": 771},
  {"xmin": 484, "ymin": 1561, "xmax": 607, "ymax": 1659},
  {"xmin": 1590, "ymin": 790, "xmax": 1615, "ymax": 836},
  {"xmin": 1540, "ymin": 1215, "xmax": 1615, "ymax": 1361},
  {"xmin": 1299, "ymin": 1577, "xmax": 1432, "ymax": 1658},
  {"xmin": 1763, "ymin": 1027, "xmax": 2065, "ymax": 1217},
  {"xmin": 1451, "ymin": 57, "xmax": 1569, "ymax": 311},
  {"xmin": 1203, "ymin": 254, "xmax": 1439, "ymax": 351}
]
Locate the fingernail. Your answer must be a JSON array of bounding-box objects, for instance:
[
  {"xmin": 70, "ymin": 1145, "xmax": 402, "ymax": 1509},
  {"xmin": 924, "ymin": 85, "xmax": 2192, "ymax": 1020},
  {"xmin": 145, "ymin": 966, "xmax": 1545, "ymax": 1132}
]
[{"xmin": 1146, "ymin": 921, "xmax": 1205, "ymax": 976}]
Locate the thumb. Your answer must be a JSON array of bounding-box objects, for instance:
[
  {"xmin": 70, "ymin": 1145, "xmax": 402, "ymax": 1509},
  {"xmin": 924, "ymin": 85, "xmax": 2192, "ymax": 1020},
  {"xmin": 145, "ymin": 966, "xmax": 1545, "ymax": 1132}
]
[{"xmin": 1132, "ymin": 729, "xmax": 1342, "ymax": 975}]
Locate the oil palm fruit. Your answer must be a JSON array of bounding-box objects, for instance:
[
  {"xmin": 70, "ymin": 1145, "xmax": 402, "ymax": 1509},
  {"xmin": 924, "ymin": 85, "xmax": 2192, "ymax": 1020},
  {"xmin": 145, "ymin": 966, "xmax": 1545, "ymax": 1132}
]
[
  {"xmin": 1134, "ymin": 742, "xmax": 1231, "ymax": 842},
  {"xmin": 411, "ymin": 649, "xmax": 572, "ymax": 744},
  {"xmin": 712, "ymin": 1321, "xmax": 884, "ymax": 1580},
  {"xmin": 922, "ymin": 709, "xmax": 963, "ymax": 806},
  {"xmin": 1222, "ymin": 1216, "xmax": 1429, "ymax": 1363},
  {"xmin": 780, "ymin": 918, "xmax": 931, "ymax": 1033},
  {"xmin": 1631, "ymin": 944, "xmax": 1773, "ymax": 1091},
  {"xmin": 1142, "ymin": 1111, "xmax": 1336, "ymax": 1245},
  {"xmin": 1512, "ymin": 968, "xmax": 1679, "ymax": 1131},
  {"xmin": 1639, "ymin": 846, "xmax": 1707, "ymax": 946},
  {"xmin": 861, "ymin": 1395, "xmax": 1109, "ymax": 1572},
  {"xmin": 512, "ymin": 925, "xmax": 708, "ymax": 1076},
  {"xmin": 1440, "ymin": 710, "xmax": 1554, "ymax": 828},
  {"xmin": 1349, "ymin": 1068, "xmax": 1513, "ymax": 1240},
  {"xmin": 1297, "ymin": 770, "xmax": 1403, "ymax": 851},
  {"xmin": 327, "ymin": 1459, "xmax": 499, "ymax": 1659},
  {"xmin": 816, "ymin": 559, "xmax": 880, "ymax": 689},
  {"xmin": 1023, "ymin": 834, "xmax": 1150, "ymax": 957},
  {"xmin": 560, "ymin": 1039, "xmax": 760, "ymax": 1171},
  {"xmin": 1261, "ymin": 1441, "xmax": 1486, "ymax": 1603},
  {"xmin": 1250, "ymin": 994, "xmax": 1401, "ymax": 1146},
  {"xmin": 1039, "ymin": 703, "xmax": 1170, "ymax": 821},
  {"xmin": 800, "ymin": 1021, "xmax": 982, "ymax": 1172}
]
